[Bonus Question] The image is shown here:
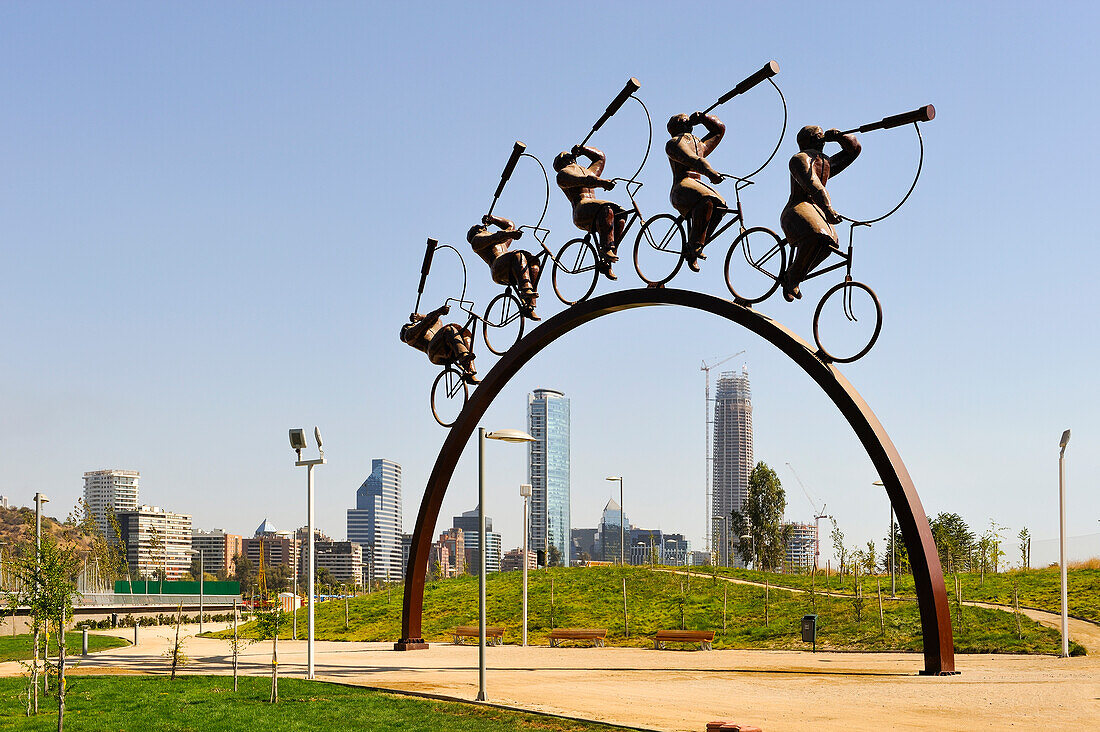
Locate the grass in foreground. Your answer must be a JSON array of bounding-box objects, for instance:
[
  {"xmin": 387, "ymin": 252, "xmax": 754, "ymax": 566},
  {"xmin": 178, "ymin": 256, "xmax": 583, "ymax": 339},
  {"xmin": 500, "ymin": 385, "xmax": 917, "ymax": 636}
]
[
  {"xmin": 217, "ymin": 565, "xmax": 1069, "ymax": 654},
  {"xmin": 0, "ymin": 633, "xmax": 128, "ymax": 663},
  {"xmin": 0, "ymin": 675, "xmax": 620, "ymax": 731}
]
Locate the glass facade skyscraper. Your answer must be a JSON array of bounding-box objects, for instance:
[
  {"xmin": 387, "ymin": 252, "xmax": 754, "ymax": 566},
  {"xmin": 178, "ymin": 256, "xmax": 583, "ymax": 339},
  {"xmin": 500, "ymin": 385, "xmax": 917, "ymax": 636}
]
[
  {"xmin": 347, "ymin": 458, "xmax": 403, "ymax": 581},
  {"xmin": 712, "ymin": 367, "xmax": 753, "ymax": 567},
  {"xmin": 527, "ymin": 388, "xmax": 570, "ymax": 566}
]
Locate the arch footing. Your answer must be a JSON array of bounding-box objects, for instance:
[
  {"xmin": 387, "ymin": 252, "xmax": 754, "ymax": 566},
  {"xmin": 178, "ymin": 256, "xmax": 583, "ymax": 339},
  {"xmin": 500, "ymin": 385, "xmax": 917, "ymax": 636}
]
[{"xmin": 398, "ymin": 288, "xmax": 955, "ymax": 675}]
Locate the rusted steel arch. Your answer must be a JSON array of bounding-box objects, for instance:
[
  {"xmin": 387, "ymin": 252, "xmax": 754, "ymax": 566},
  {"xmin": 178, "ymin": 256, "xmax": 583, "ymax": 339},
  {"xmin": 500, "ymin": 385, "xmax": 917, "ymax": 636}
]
[{"xmin": 397, "ymin": 287, "xmax": 956, "ymax": 675}]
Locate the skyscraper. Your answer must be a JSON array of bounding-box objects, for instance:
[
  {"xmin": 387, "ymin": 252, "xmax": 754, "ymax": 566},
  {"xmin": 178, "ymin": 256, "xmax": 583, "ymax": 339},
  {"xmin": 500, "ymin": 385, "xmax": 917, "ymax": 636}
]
[
  {"xmin": 83, "ymin": 469, "xmax": 140, "ymax": 539},
  {"xmin": 347, "ymin": 459, "xmax": 403, "ymax": 581},
  {"xmin": 712, "ymin": 367, "xmax": 753, "ymax": 566},
  {"xmin": 527, "ymin": 388, "xmax": 570, "ymax": 566},
  {"xmin": 452, "ymin": 507, "xmax": 502, "ymax": 574}
]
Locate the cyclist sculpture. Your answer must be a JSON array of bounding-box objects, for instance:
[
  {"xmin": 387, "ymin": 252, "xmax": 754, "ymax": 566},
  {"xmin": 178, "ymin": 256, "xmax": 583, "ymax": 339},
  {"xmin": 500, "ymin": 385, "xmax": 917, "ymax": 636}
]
[
  {"xmin": 467, "ymin": 214, "xmax": 541, "ymax": 320},
  {"xmin": 553, "ymin": 144, "xmax": 625, "ymax": 280},
  {"xmin": 400, "ymin": 304, "xmax": 479, "ymax": 385},
  {"xmin": 779, "ymin": 125, "xmax": 861, "ymax": 302},
  {"xmin": 665, "ymin": 111, "xmax": 726, "ymax": 271}
]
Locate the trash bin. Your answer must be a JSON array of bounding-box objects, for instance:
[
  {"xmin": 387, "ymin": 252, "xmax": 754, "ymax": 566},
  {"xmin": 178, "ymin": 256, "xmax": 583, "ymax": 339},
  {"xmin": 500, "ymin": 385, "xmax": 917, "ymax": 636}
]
[{"xmin": 801, "ymin": 614, "xmax": 817, "ymax": 651}]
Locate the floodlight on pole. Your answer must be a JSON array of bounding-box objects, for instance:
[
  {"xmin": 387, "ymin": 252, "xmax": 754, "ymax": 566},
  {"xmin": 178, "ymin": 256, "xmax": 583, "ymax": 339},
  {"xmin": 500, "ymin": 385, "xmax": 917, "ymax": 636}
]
[
  {"xmin": 477, "ymin": 428, "xmax": 535, "ymax": 702},
  {"xmin": 291, "ymin": 425, "xmax": 326, "ymax": 679},
  {"xmin": 519, "ymin": 483, "xmax": 532, "ymax": 646},
  {"xmin": 606, "ymin": 477, "xmax": 624, "ymax": 566},
  {"xmin": 1058, "ymin": 428, "xmax": 1071, "ymax": 657}
]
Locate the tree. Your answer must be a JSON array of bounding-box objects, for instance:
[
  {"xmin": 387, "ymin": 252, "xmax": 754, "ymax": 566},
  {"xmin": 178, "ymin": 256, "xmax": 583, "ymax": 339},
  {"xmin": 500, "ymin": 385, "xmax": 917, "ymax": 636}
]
[
  {"xmin": 730, "ymin": 462, "xmax": 788, "ymax": 572},
  {"xmin": 831, "ymin": 522, "xmax": 848, "ymax": 578},
  {"xmin": 1018, "ymin": 527, "xmax": 1030, "ymax": 569},
  {"xmin": 864, "ymin": 541, "xmax": 877, "ymax": 574},
  {"xmin": 883, "ymin": 523, "xmax": 910, "ymax": 576},
  {"xmin": 929, "ymin": 513, "xmax": 974, "ymax": 574},
  {"xmin": 547, "ymin": 544, "xmax": 563, "ymax": 568},
  {"xmin": 232, "ymin": 553, "xmax": 255, "ymax": 595},
  {"xmin": 253, "ymin": 599, "xmax": 290, "ymax": 703}
]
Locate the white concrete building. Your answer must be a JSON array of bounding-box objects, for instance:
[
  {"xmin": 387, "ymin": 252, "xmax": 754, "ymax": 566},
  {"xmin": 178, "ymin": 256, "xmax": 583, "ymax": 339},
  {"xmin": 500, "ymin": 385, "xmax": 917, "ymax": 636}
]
[
  {"xmin": 116, "ymin": 505, "xmax": 192, "ymax": 580},
  {"xmin": 83, "ymin": 469, "xmax": 140, "ymax": 539}
]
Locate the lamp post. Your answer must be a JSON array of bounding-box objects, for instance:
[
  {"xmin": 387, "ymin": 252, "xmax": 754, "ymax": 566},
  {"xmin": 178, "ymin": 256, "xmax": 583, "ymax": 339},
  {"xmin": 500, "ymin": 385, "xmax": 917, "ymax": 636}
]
[
  {"xmin": 606, "ymin": 477, "xmax": 624, "ymax": 565},
  {"xmin": 519, "ymin": 483, "xmax": 532, "ymax": 646},
  {"xmin": 873, "ymin": 480, "xmax": 896, "ymax": 598},
  {"xmin": 290, "ymin": 427, "xmax": 325, "ymax": 680},
  {"xmin": 188, "ymin": 548, "xmax": 205, "ymax": 634},
  {"xmin": 1059, "ymin": 429, "xmax": 1071, "ymax": 658},
  {"xmin": 34, "ymin": 493, "xmax": 49, "ymax": 558},
  {"xmin": 712, "ymin": 515, "xmax": 728, "ymax": 567},
  {"xmin": 477, "ymin": 428, "xmax": 535, "ymax": 702}
]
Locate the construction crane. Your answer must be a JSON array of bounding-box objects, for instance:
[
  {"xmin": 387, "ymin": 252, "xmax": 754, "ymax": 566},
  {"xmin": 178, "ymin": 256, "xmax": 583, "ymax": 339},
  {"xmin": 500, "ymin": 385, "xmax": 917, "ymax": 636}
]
[
  {"xmin": 786, "ymin": 462, "xmax": 832, "ymax": 572},
  {"xmin": 701, "ymin": 350, "xmax": 745, "ymax": 555}
]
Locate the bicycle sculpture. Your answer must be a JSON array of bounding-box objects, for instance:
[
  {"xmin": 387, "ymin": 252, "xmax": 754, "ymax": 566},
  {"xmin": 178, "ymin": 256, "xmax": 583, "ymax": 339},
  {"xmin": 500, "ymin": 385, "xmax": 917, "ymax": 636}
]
[
  {"xmin": 553, "ymin": 77, "xmax": 653, "ymax": 293},
  {"xmin": 722, "ymin": 104, "xmax": 935, "ymax": 362},
  {"xmin": 633, "ymin": 61, "xmax": 787, "ymax": 287},
  {"xmin": 402, "ymin": 64, "xmax": 937, "ymax": 424}
]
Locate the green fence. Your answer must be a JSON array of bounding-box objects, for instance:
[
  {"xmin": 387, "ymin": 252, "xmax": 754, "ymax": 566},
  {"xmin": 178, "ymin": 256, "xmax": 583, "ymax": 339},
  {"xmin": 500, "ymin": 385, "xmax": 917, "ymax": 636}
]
[{"xmin": 114, "ymin": 580, "xmax": 240, "ymax": 595}]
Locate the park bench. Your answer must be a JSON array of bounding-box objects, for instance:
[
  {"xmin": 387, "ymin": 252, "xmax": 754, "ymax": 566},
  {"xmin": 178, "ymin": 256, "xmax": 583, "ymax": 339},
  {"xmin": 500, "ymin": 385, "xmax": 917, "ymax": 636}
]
[
  {"xmin": 548, "ymin": 628, "xmax": 607, "ymax": 647},
  {"xmin": 451, "ymin": 625, "xmax": 505, "ymax": 645},
  {"xmin": 654, "ymin": 629, "xmax": 715, "ymax": 650}
]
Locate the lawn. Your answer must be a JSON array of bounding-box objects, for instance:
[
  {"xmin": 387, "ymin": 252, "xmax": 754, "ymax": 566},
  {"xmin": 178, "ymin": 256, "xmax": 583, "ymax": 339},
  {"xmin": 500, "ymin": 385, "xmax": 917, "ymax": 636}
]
[
  {"xmin": 707, "ymin": 565, "xmax": 1100, "ymax": 623},
  {"xmin": 0, "ymin": 675, "xmax": 622, "ymax": 731},
  {"xmin": 217, "ymin": 565, "xmax": 1070, "ymax": 654},
  {"xmin": 0, "ymin": 633, "xmax": 128, "ymax": 663}
]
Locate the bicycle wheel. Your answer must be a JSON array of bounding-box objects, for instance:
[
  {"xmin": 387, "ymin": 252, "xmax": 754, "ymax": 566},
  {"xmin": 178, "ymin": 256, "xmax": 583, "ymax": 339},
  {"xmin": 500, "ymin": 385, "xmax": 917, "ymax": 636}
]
[
  {"xmin": 551, "ymin": 238, "xmax": 600, "ymax": 305},
  {"xmin": 723, "ymin": 226, "xmax": 786, "ymax": 304},
  {"xmin": 430, "ymin": 366, "xmax": 469, "ymax": 427},
  {"xmin": 482, "ymin": 291, "xmax": 526, "ymax": 356},
  {"xmin": 812, "ymin": 279, "xmax": 883, "ymax": 363},
  {"xmin": 633, "ymin": 214, "xmax": 686, "ymax": 286}
]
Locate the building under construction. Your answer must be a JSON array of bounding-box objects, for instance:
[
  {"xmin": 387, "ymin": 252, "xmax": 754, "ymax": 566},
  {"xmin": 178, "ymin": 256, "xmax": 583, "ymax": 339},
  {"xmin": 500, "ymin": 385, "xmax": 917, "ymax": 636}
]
[{"xmin": 712, "ymin": 367, "xmax": 754, "ymax": 565}]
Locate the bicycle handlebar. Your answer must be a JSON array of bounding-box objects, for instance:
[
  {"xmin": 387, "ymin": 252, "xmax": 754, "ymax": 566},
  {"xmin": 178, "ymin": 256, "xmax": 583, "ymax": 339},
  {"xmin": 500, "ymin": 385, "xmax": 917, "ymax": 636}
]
[
  {"xmin": 841, "ymin": 104, "xmax": 935, "ymax": 135},
  {"xmin": 706, "ymin": 60, "xmax": 780, "ymax": 113},
  {"xmin": 581, "ymin": 77, "xmax": 641, "ymax": 145}
]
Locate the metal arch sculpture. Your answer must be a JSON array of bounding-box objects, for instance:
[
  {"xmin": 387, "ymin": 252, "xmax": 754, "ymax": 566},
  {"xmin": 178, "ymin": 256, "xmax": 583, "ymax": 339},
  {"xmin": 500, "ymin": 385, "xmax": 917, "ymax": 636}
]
[{"xmin": 397, "ymin": 286, "xmax": 956, "ymax": 676}]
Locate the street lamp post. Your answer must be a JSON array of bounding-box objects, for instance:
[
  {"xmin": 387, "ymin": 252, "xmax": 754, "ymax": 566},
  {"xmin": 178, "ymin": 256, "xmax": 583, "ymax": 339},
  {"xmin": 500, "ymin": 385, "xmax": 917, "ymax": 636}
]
[
  {"xmin": 519, "ymin": 483, "xmax": 532, "ymax": 646},
  {"xmin": 606, "ymin": 477, "xmax": 624, "ymax": 565},
  {"xmin": 478, "ymin": 428, "xmax": 536, "ymax": 702},
  {"xmin": 34, "ymin": 493, "xmax": 49, "ymax": 558},
  {"xmin": 872, "ymin": 481, "xmax": 896, "ymax": 598},
  {"xmin": 290, "ymin": 427, "xmax": 326, "ymax": 680},
  {"xmin": 188, "ymin": 548, "xmax": 205, "ymax": 634},
  {"xmin": 1058, "ymin": 429, "xmax": 1071, "ymax": 658}
]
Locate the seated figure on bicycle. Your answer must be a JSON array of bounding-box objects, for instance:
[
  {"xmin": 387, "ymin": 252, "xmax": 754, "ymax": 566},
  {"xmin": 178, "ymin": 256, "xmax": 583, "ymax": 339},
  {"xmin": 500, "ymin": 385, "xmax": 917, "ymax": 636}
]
[
  {"xmin": 780, "ymin": 125, "xmax": 861, "ymax": 302},
  {"xmin": 553, "ymin": 145, "xmax": 625, "ymax": 280},
  {"xmin": 467, "ymin": 214, "xmax": 541, "ymax": 321},
  {"xmin": 666, "ymin": 111, "xmax": 726, "ymax": 272},
  {"xmin": 400, "ymin": 304, "xmax": 479, "ymax": 384}
]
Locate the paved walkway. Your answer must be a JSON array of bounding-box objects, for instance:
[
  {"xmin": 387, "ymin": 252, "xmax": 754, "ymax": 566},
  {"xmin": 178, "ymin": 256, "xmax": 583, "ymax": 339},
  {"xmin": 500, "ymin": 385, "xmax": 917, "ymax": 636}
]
[{"xmin": 4, "ymin": 624, "xmax": 1097, "ymax": 731}]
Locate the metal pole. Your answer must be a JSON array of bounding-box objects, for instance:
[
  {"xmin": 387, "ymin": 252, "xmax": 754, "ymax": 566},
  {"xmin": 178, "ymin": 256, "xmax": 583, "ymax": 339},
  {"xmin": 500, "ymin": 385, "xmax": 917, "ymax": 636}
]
[
  {"xmin": 522, "ymin": 492, "xmax": 528, "ymax": 647},
  {"xmin": 1059, "ymin": 439, "xmax": 1069, "ymax": 658},
  {"xmin": 890, "ymin": 505, "xmax": 897, "ymax": 598},
  {"xmin": 619, "ymin": 479, "xmax": 625, "ymax": 567},
  {"xmin": 477, "ymin": 428, "xmax": 488, "ymax": 701},
  {"xmin": 293, "ymin": 557, "xmax": 298, "ymax": 640},
  {"xmin": 82, "ymin": 627, "xmax": 88, "ymax": 656},
  {"xmin": 199, "ymin": 549, "xmax": 205, "ymax": 634},
  {"xmin": 307, "ymin": 463, "xmax": 316, "ymax": 679}
]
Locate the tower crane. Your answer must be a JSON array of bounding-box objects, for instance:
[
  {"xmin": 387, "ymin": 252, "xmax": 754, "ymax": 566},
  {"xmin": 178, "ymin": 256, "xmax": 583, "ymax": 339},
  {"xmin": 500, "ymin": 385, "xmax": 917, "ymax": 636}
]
[
  {"xmin": 786, "ymin": 462, "xmax": 832, "ymax": 572},
  {"xmin": 701, "ymin": 350, "xmax": 745, "ymax": 555}
]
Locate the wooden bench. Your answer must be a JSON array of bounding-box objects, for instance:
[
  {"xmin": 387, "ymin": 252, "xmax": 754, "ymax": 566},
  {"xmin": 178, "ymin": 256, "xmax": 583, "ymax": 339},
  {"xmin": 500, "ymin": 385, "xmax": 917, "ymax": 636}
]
[
  {"xmin": 654, "ymin": 629, "xmax": 715, "ymax": 650},
  {"xmin": 548, "ymin": 628, "xmax": 607, "ymax": 647},
  {"xmin": 451, "ymin": 626, "xmax": 505, "ymax": 645}
]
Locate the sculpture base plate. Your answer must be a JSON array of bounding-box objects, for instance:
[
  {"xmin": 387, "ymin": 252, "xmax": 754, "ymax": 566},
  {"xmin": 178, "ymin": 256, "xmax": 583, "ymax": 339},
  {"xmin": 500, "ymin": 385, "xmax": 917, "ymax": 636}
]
[
  {"xmin": 394, "ymin": 639, "xmax": 429, "ymax": 651},
  {"xmin": 919, "ymin": 669, "xmax": 960, "ymax": 676}
]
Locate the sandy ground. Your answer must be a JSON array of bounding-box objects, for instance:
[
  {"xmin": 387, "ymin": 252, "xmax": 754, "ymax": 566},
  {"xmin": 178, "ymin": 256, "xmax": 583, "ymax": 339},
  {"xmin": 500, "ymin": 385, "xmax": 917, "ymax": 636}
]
[{"xmin": 4, "ymin": 622, "xmax": 1097, "ymax": 731}]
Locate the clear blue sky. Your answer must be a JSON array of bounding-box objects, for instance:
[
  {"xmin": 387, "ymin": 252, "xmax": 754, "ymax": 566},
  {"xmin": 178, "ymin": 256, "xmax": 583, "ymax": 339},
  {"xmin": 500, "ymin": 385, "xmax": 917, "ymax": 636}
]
[{"xmin": 2, "ymin": 2, "xmax": 1097, "ymax": 564}]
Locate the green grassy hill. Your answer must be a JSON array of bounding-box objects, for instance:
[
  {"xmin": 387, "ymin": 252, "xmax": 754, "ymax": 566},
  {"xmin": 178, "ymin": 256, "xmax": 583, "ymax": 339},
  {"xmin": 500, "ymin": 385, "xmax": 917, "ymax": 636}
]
[
  {"xmin": 708, "ymin": 565, "xmax": 1100, "ymax": 623},
  {"xmin": 222, "ymin": 565, "xmax": 1072, "ymax": 655}
]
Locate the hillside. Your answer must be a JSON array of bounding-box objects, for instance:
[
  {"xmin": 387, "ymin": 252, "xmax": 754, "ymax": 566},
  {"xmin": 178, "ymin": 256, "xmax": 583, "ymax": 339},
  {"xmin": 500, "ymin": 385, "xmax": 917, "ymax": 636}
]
[
  {"xmin": 222, "ymin": 565, "xmax": 1071, "ymax": 655},
  {"xmin": 0, "ymin": 504, "xmax": 94, "ymax": 557}
]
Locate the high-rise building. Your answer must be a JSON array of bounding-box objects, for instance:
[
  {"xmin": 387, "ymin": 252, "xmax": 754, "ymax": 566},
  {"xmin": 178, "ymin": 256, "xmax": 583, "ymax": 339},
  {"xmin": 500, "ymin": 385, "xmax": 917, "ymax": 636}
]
[
  {"xmin": 83, "ymin": 469, "xmax": 140, "ymax": 539},
  {"xmin": 528, "ymin": 388, "xmax": 570, "ymax": 566},
  {"xmin": 712, "ymin": 367, "xmax": 753, "ymax": 566},
  {"xmin": 243, "ymin": 519, "xmax": 299, "ymax": 577},
  {"xmin": 501, "ymin": 548, "xmax": 537, "ymax": 572},
  {"xmin": 452, "ymin": 508, "xmax": 502, "ymax": 574},
  {"xmin": 783, "ymin": 522, "xmax": 816, "ymax": 573},
  {"xmin": 434, "ymin": 528, "xmax": 465, "ymax": 577},
  {"xmin": 347, "ymin": 459, "xmax": 403, "ymax": 581},
  {"xmin": 314, "ymin": 541, "xmax": 364, "ymax": 586},
  {"xmin": 597, "ymin": 497, "xmax": 628, "ymax": 563},
  {"xmin": 191, "ymin": 529, "xmax": 243, "ymax": 577},
  {"xmin": 115, "ymin": 505, "xmax": 192, "ymax": 580}
]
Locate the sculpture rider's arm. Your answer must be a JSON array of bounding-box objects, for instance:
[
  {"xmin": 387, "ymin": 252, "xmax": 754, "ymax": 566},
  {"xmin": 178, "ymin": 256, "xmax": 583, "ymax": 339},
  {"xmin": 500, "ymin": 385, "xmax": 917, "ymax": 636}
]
[
  {"xmin": 573, "ymin": 145, "xmax": 607, "ymax": 177},
  {"xmin": 825, "ymin": 129, "xmax": 861, "ymax": 177},
  {"xmin": 556, "ymin": 167, "xmax": 615, "ymax": 191},
  {"xmin": 790, "ymin": 152, "xmax": 836, "ymax": 216},
  {"xmin": 694, "ymin": 112, "xmax": 726, "ymax": 157},
  {"xmin": 666, "ymin": 137, "xmax": 722, "ymax": 183}
]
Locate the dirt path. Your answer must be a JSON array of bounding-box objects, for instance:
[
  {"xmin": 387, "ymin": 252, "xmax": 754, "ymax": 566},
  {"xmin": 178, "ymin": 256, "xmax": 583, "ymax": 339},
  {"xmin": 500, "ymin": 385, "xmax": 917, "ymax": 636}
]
[{"xmin": 656, "ymin": 568, "xmax": 1100, "ymax": 654}]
